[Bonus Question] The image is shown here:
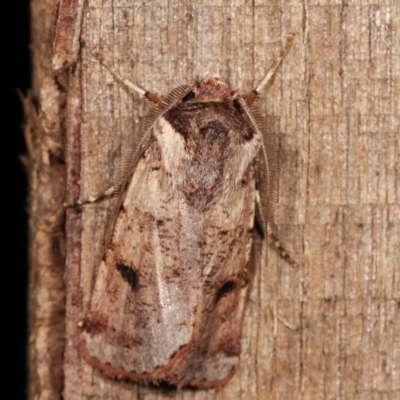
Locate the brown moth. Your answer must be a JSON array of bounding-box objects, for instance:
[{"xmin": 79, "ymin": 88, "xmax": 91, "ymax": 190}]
[{"xmin": 80, "ymin": 36, "xmax": 294, "ymax": 388}]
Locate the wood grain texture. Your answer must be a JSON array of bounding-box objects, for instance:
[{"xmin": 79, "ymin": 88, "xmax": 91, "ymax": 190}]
[{"xmin": 28, "ymin": 0, "xmax": 399, "ymax": 399}]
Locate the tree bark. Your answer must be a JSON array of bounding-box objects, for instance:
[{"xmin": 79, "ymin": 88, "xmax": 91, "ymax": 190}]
[{"xmin": 28, "ymin": 1, "xmax": 399, "ymax": 399}]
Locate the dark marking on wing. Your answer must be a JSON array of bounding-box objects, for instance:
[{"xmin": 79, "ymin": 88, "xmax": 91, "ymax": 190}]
[
  {"xmin": 116, "ymin": 263, "xmax": 138, "ymax": 291},
  {"xmin": 215, "ymin": 280, "xmax": 237, "ymax": 303}
]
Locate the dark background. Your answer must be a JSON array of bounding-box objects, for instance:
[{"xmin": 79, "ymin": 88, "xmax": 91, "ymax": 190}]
[{"xmin": 8, "ymin": 0, "xmax": 31, "ymax": 397}]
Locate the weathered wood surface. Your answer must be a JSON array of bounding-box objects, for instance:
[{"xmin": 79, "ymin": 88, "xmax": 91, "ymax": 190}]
[{"xmin": 28, "ymin": 1, "xmax": 399, "ymax": 399}]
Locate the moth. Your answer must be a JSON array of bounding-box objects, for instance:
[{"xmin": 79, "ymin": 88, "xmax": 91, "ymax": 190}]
[{"xmin": 80, "ymin": 36, "xmax": 294, "ymax": 388}]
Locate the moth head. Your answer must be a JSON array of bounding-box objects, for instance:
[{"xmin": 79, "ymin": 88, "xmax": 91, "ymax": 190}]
[{"xmin": 187, "ymin": 76, "xmax": 237, "ymax": 104}]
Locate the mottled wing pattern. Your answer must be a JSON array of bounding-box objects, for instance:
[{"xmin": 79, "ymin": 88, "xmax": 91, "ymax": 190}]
[
  {"xmin": 81, "ymin": 141, "xmax": 203, "ymax": 380},
  {"xmin": 80, "ymin": 78, "xmax": 265, "ymax": 387},
  {"xmin": 167, "ymin": 162, "xmax": 257, "ymax": 387}
]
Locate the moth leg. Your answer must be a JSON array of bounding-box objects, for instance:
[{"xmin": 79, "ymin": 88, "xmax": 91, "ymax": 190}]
[
  {"xmin": 255, "ymin": 192, "xmax": 298, "ymax": 268},
  {"xmin": 91, "ymin": 50, "xmax": 162, "ymax": 105},
  {"xmin": 268, "ymin": 231, "xmax": 299, "ymax": 268},
  {"xmin": 246, "ymin": 34, "xmax": 295, "ymax": 105},
  {"xmin": 63, "ymin": 185, "xmax": 118, "ymax": 208}
]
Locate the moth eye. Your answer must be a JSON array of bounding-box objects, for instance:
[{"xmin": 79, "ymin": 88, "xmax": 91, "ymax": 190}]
[
  {"xmin": 215, "ymin": 280, "xmax": 237, "ymax": 303},
  {"xmin": 116, "ymin": 263, "xmax": 138, "ymax": 291},
  {"xmin": 181, "ymin": 91, "xmax": 196, "ymax": 102},
  {"xmin": 233, "ymin": 99, "xmax": 242, "ymax": 111}
]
